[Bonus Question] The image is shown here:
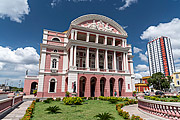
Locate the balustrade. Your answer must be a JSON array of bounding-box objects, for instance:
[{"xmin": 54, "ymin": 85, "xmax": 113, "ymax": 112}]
[{"xmin": 138, "ymin": 97, "xmax": 180, "ymax": 119}]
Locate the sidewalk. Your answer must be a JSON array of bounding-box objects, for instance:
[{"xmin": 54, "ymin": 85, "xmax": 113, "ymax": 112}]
[
  {"xmin": 2, "ymin": 101, "xmax": 32, "ymax": 120},
  {"xmin": 122, "ymin": 104, "xmax": 158, "ymax": 120}
]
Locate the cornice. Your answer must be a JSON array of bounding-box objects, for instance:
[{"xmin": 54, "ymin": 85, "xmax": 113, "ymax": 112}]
[
  {"xmin": 41, "ymin": 43, "xmax": 66, "ymax": 50},
  {"xmin": 66, "ymin": 39, "xmax": 130, "ymax": 52}
]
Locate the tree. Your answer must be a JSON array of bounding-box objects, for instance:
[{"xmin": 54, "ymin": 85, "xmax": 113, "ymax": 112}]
[{"xmin": 147, "ymin": 72, "xmax": 172, "ymax": 91}]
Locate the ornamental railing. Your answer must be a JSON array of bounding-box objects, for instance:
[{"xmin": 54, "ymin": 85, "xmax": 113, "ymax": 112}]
[{"xmin": 138, "ymin": 97, "xmax": 180, "ymax": 120}]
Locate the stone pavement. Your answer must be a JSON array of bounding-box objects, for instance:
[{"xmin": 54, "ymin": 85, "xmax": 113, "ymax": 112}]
[
  {"xmin": 122, "ymin": 104, "xmax": 159, "ymax": 120},
  {"xmin": 2, "ymin": 101, "xmax": 32, "ymax": 120}
]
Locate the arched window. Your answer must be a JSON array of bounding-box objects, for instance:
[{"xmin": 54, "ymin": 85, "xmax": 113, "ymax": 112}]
[
  {"xmin": 52, "ymin": 38, "xmax": 60, "ymax": 42},
  {"xmin": 49, "ymin": 79, "xmax": 56, "ymax": 92},
  {"xmin": 52, "ymin": 59, "xmax": 57, "ymax": 68},
  {"xmin": 54, "ymin": 49, "xmax": 58, "ymax": 52},
  {"xmin": 177, "ymin": 81, "xmax": 180, "ymax": 85}
]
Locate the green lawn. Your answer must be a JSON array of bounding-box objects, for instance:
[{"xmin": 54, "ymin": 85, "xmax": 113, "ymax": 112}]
[{"xmin": 31, "ymin": 100, "xmax": 124, "ymax": 120}]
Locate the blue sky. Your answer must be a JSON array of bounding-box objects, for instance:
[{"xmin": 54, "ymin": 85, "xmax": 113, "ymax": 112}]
[{"xmin": 0, "ymin": 0, "xmax": 180, "ymax": 87}]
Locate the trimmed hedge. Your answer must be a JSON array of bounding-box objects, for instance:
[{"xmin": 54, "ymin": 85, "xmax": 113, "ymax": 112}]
[
  {"xmin": 63, "ymin": 97, "xmax": 83, "ymax": 105},
  {"xmin": 144, "ymin": 95, "xmax": 180, "ymax": 102}
]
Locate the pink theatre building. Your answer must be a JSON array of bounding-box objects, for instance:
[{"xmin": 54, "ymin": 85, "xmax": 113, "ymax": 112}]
[{"xmin": 23, "ymin": 14, "xmax": 135, "ymax": 98}]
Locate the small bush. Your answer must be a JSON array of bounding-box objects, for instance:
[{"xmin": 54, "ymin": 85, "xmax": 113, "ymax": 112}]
[
  {"xmin": 116, "ymin": 103, "xmax": 124, "ymax": 110},
  {"xmin": 43, "ymin": 100, "xmax": 51, "ymax": 103},
  {"xmin": 155, "ymin": 98, "xmax": 160, "ymax": 101},
  {"xmin": 94, "ymin": 97, "xmax": 97, "ymax": 100},
  {"xmin": 88, "ymin": 97, "xmax": 93, "ymax": 100},
  {"xmin": 47, "ymin": 98, "xmax": 54, "ymax": 101},
  {"xmin": 122, "ymin": 111, "xmax": 130, "ymax": 119},
  {"xmin": 124, "ymin": 101, "xmax": 130, "ymax": 105},
  {"xmin": 35, "ymin": 98, "xmax": 40, "ymax": 102},
  {"xmin": 94, "ymin": 112, "xmax": 115, "ymax": 120},
  {"xmin": 131, "ymin": 114, "xmax": 143, "ymax": 120},
  {"xmin": 63, "ymin": 97, "xmax": 83, "ymax": 105},
  {"xmin": 45, "ymin": 105, "xmax": 61, "ymax": 114},
  {"xmin": 55, "ymin": 98, "xmax": 61, "ymax": 101},
  {"xmin": 117, "ymin": 97, "xmax": 123, "ymax": 102},
  {"xmin": 109, "ymin": 99, "xmax": 118, "ymax": 104},
  {"xmin": 171, "ymin": 96, "xmax": 178, "ymax": 98}
]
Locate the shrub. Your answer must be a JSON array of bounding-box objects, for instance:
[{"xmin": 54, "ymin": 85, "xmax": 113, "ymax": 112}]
[
  {"xmin": 117, "ymin": 97, "xmax": 123, "ymax": 102},
  {"xmin": 56, "ymin": 98, "xmax": 61, "ymax": 101},
  {"xmin": 45, "ymin": 105, "xmax": 61, "ymax": 114},
  {"xmin": 109, "ymin": 99, "xmax": 118, "ymax": 104},
  {"xmin": 63, "ymin": 97, "xmax": 83, "ymax": 105},
  {"xmin": 175, "ymin": 99, "xmax": 178, "ymax": 102},
  {"xmin": 150, "ymin": 96, "xmax": 156, "ymax": 100},
  {"xmin": 131, "ymin": 114, "xmax": 143, "ymax": 120},
  {"xmin": 122, "ymin": 111, "xmax": 130, "ymax": 119},
  {"xmin": 43, "ymin": 100, "xmax": 51, "ymax": 103},
  {"xmin": 47, "ymin": 98, "xmax": 54, "ymax": 101},
  {"xmin": 94, "ymin": 97, "xmax": 97, "ymax": 100},
  {"xmin": 88, "ymin": 97, "xmax": 93, "ymax": 100},
  {"xmin": 124, "ymin": 101, "xmax": 130, "ymax": 105},
  {"xmin": 155, "ymin": 98, "xmax": 160, "ymax": 101},
  {"xmin": 35, "ymin": 98, "xmax": 40, "ymax": 102},
  {"xmin": 65, "ymin": 91, "xmax": 70, "ymax": 97},
  {"xmin": 171, "ymin": 96, "xmax": 178, "ymax": 98},
  {"xmin": 170, "ymin": 99, "xmax": 175, "ymax": 102},
  {"xmin": 94, "ymin": 112, "xmax": 115, "ymax": 120},
  {"xmin": 116, "ymin": 103, "xmax": 124, "ymax": 110},
  {"xmin": 33, "ymin": 90, "xmax": 37, "ymax": 94},
  {"xmin": 117, "ymin": 109, "xmax": 123, "ymax": 116},
  {"xmin": 124, "ymin": 97, "xmax": 129, "ymax": 101}
]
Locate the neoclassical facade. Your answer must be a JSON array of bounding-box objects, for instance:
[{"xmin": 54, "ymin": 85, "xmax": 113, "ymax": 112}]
[{"xmin": 23, "ymin": 14, "xmax": 135, "ymax": 97}]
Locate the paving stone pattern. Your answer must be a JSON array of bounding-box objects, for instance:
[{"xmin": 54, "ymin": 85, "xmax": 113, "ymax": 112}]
[{"xmin": 2, "ymin": 101, "xmax": 32, "ymax": 120}]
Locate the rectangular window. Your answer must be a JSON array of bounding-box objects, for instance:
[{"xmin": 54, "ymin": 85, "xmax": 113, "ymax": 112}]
[
  {"xmin": 128, "ymin": 84, "xmax": 130, "ymax": 89},
  {"xmin": 176, "ymin": 74, "xmax": 179, "ymax": 79}
]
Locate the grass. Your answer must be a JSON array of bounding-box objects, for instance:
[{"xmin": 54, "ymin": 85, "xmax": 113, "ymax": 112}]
[{"xmin": 31, "ymin": 100, "xmax": 124, "ymax": 120}]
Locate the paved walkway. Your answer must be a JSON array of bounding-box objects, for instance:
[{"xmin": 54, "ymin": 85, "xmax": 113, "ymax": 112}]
[
  {"xmin": 2, "ymin": 101, "xmax": 32, "ymax": 120},
  {"xmin": 122, "ymin": 104, "xmax": 158, "ymax": 120}
]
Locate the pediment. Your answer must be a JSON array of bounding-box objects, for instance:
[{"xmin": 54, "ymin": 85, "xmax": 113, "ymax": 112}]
[{"xmin": 71, "ymin": 14, "xmax": 128, "ymax": 36}]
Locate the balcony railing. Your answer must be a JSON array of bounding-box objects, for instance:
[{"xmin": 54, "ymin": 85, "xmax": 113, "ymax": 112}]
[{"xmin": 77, "ymin": 67, "xmax": 87, "ymax": 70}]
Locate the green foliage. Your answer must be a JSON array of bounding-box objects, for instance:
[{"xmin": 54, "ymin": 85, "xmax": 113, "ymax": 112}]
[
  {"xmin": 47, "ymin": 98, "xmax": 54, "ymax": 101},
  {"xmin": 109, "ymin": 99, "xmax": 118, "ymax": 104},
  {"xmin": 88, "ymin": 97, "xmax": 93, "ymax": 100},
  {"xmin": 65, "ymin": 91, "xmax": 70, "ymax": 96},
  {"xmin": 63, "ymin": 97, "xmax": 83, "ymax": 105},
  {"xmin": 43, "ymin": 100, "xmax": 51, "ymax": 103},
  {"xmin": 55, "ymin": 98, "xmax": 61, "ymax": 101},
  {"xmin": 147, "ymin": 72, "xmax": 172, "ymax": 91},
  {"xmin": 45, "ymin": 105, "xmax": 61, "ymax": 114},
  {"xmin": 35, "ymin": 98, "xmax": 40, "ymax": 102},
  {"xmin": 94, "ymin": 97, "xmax": 97, "ymax": 100},
  {"xmin": 33, "ymin": 90, "xmax": 37, "ymax": 94},
  {"xmin": 122, "ymin": 111, "xmax": 130, "ymax": 119},
  {"xmin": 94, "ymin": 112, "xmax": 115, "ymax": 120},
  {"xmin": 131, "ymin": 114, "xmax": 143, "ymax": 120}
]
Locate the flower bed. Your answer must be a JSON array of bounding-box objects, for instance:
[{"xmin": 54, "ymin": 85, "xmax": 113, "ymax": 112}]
[
  {"xmin": 63, "ymin": 97, "xmax": 83, "ymax": 105},
  {"xmin": 21, "ymin": 100, "xmax": 36, "ymax": 120},
  {"xmin": 98, "ymin": 96, "xmax": 142, "ymax": 120}
]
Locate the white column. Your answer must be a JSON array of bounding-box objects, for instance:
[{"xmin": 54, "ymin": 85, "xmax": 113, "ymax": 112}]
[
  {"xmin": 96, "ymin": 34, "xmax": 99, "ymax": 43},
  {"xmin": 104, "ymin": 36, "xmax": 107, "ymax": 45},
  {"xmin": 71, "ymin": 29, "xmax": 74, "ymax": 40},
  {"xmin": 75, "ymin": 30, "xmax": 78, "ymax": 40},
  {"xmin": 113, "ymin": 37, "xmax": 115, "ymax": 46},
  {"xmin": 124, "ymin": 39, "xmax": 127, "ymax": 47},
  {"xmin": 86, "ymin": 32, "xmax": 90, "ymax": 42},
  {"xmin": 86, "ymin": 47, "xmax": 89, "ymax": 70},
  {"xmin": 74, "ymin": 46, "xmax": 77, "ymax": 67},
  {"xmin": 122, "ymin": 39, "xmax": 124, "ymax": 47},
  {"xmin": 113, "ymin": 51, "xmax": 117, "ymax": 72},
  {"xmin": 123, "ymin": 52, "xmax": 126, "ymax": 70},
  {"xmin": 105, "ymin": 50, "xmax": 108, "ymax": 70},
  {"xmin": 96, "ymin": 49, "xmax": 99, "ymax": 71},
  {"xmin": 126, "ymin": 53, "xmax": 129, "ymax": 73},
  {"xmin": 70, "ymin": 46, "xmax": 73, "ymax": 66}
]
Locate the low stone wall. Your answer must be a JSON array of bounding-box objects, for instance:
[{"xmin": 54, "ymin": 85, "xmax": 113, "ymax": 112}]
[
  {"xmin": 138, "ymin": 97, "xmax": 180, "ymax": 120},
  {"xmin": 0, "ymin": 95, "xmax": 23, "ymax": 119}
]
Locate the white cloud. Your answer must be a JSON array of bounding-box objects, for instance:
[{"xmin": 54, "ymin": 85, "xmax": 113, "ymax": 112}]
[
  {"xmin": 51, "ymin": 0, "xmax": 95, "ymax": 7},
  {"xmin": 135, "ymin": 64, "xmax": 149, "ymax": 72},
  {"xmin": 117, "ymin": 0, "xmax": 138, "ymax": 10},
  {"xmin": 133, "ymin": 47, "xmax": 142, "ymax": 53},
  {"xmin": 139, "ymin": 53, "xmax": 148, "ymax": 63},
  {"xmin": 0, "ymin": 0, "xmax": 30, "ymax": 23},
  {"xmin": 135, "ymin": 64, "xmax": 150, "ymax": 79},
  {"xmin": 140, "ymin": 18, "xmax": 180, "ymax": 71},
  {"xmin": 0, "ymin": 46, "xmax": 39, "ymax": 87}
]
